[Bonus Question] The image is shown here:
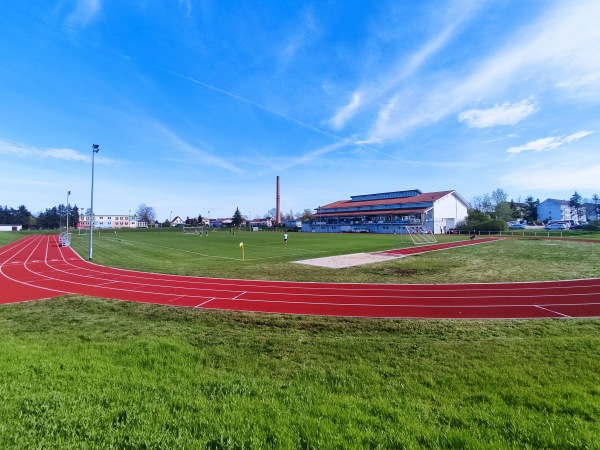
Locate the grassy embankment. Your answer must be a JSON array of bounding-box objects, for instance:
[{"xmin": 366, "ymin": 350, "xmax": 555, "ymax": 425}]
[{"xmin": 1, "ymin": 298, "xmax": 599, "ymax": 449}]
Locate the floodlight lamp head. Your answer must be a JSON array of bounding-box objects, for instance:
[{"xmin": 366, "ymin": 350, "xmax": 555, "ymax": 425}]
[{"xmin": 92, "ymin": 144, "xmax": 99, "ymax": 152}]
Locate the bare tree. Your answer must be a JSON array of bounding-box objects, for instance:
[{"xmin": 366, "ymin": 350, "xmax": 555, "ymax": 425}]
[
  {"xmin": 136, "ymin": 203, "xmax": 156, "ymax": 225},
  {"xmin": 298, "ymin": 209, "xmax": 313, "ymax": 222},
  {"xmin": 490, "ymin": 188, "xmax": 508, "ymax": 208}
]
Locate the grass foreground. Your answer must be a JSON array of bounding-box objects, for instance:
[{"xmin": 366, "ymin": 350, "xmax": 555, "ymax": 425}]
[{"xmin": 1, "ymin": 297, "xmax": 599, "ymax": 449}]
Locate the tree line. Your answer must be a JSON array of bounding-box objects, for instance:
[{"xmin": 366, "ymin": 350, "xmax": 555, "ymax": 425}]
[
  {"xmin": 0, "ymin": 204, "xmax": 81, "ymax": 230},
  {"xmin": 462, "ymin": 189, "xmax": 600, "ymax": 232}
]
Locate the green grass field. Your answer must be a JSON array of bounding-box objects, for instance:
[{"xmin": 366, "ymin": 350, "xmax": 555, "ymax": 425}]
[
  {"xmin": 64, "ymin": 227, "xmax": 600, "ymax": 284},
  {"xmin": 1, "ymin": 229, "xmax": 599, "ymax": 448}
]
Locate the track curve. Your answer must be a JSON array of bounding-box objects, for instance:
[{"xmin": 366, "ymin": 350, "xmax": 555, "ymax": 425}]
[{"xmin": 1, "ymin": 235, "xmax": 599, "ymax": 319}]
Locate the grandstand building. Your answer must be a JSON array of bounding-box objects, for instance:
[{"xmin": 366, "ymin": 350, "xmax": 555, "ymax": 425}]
[{"xmin": 304, "ymin": 189, "xmax": 469, "ymax": 234}]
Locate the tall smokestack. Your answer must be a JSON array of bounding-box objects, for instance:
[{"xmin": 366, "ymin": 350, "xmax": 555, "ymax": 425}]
[{"xmin": 276, "ymin": 176, "xmax": 281, "ymax": 225}]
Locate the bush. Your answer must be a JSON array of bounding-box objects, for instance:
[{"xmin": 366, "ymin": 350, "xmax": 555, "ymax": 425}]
[
  {"xmin": 583, "ymin": 221, "xmax": 600, "ymax": 231},
  {"xmin": 458, "ymin": 219, "xmax": 507, "ymax": 232}
]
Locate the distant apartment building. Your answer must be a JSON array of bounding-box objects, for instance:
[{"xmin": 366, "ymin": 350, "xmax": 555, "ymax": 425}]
[
  {"xmin": 537, "ymin": 199, "xmax": 587, "ymax": 223},
  {"xmin": 78, "ymin": 214, "xmax": 145, "ymax": 229}
]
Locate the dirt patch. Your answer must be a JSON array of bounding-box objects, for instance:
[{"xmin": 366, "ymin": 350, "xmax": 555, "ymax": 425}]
[{"xmin": 293, "ymin": 252, "xmax": 403, "ymax": 269}]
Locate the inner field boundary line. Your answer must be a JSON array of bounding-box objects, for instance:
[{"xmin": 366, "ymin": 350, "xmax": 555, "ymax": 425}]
[{"xmin": 0, "ymin": 235, "xmax": 599, "ymax": 319}]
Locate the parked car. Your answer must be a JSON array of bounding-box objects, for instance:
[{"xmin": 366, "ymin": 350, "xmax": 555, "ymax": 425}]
[
  {"xmin": 571, "ymin": 223, "xmax": 588, "ymax": 230},
  {"xmin": 447, "ymin": 228, "xmax": 458, "ymax": 234},
  {"xmin": 544, "ymin": 223, "xmax": 568, "ymax": 230},
  {"xmin": 508, "ymin": 223, "xmax": 526, "ymax": 230}
]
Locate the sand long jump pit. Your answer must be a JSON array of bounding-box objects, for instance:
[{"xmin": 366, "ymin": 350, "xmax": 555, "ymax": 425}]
[{"xmin": 293, "ymin": 252, "xmax": 404, "ymax": 269}]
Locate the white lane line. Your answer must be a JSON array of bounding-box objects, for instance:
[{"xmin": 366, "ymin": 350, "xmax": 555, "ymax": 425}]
[
  {"xmin": 534, "ymin": 305, "xmax": 571, "ymax": 318},
  {"xmin": 195, "ymin": 298, "xmax": 214, "ymax": 308}
]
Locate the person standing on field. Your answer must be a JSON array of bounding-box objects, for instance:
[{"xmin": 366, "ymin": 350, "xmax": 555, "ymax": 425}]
[{"xmin": 283, "ymin": 233, "xmax": 288, "ymax": 245}]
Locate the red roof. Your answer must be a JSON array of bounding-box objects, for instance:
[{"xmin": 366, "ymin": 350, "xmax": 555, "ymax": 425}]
[
  {"xmin": 318, "ymin": 190, "xmax": 455, "ymax": 211},
  {"xmin": 317, "ymin": 208, "xmax": 430, "ymax": 217}
]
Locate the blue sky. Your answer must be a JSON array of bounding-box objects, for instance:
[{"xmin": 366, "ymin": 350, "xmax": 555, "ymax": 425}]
[{"xmin": 1, "ymin": 1, "xmax": 599, "ymax": 221}]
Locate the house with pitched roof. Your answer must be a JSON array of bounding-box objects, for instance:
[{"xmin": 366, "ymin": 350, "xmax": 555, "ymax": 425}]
[
  {"xmin": 170, "ymin": 216, "xmax": 185, "ymax": 227},
  {"xmin": 305, "ymin": 189, "xmax": 469, "ymax": 234}
]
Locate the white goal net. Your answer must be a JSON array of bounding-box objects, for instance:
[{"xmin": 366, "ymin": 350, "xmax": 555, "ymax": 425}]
[{"xmin": 403, "ymin": 225, "xmax": 437, "ymax": 245}]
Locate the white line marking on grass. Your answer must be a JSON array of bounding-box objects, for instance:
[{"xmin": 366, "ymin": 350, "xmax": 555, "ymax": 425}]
[
  {"xmin": 535, "ymin": 305, "xmax": 571, "ymax": 317},
  {"xmin": 103, "ymin": 237, "xmax": 135, "ymax": 245},
  {"xmin": 117, "ymin": 240, "xmax": 241, "ymax": 261}
]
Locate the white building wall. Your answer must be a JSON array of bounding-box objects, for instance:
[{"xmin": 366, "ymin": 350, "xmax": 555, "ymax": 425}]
[
  {"xmin": 0, "ymin": 224, "xmax": 23, "ymax": 231},
  {"xmin": 427, "ymin": 193, "xmax": 468, "ymax": 233},
  {"xmin": 79, "ymin": 215, "xmax": 138, "ymax": 229}
]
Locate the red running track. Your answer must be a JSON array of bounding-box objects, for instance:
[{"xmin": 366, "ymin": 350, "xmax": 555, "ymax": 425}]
[{"xmin": 1, "ymin": 235, "xmax": 599, "ymax": 319}]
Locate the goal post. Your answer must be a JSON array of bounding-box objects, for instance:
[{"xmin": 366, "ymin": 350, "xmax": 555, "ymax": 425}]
[
  {"xmin": 59, "ymin": 232, "xmax": 72, "ymax": 247},
  {"xmin": 402, "ymin": 225, "xmax": 437, "ymax": 245},
  {"xmin": 182, "ymin": 226, "xmax": 206, "ymax": 235}
]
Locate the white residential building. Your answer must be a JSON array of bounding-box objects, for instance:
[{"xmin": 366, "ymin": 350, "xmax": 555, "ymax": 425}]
[
  {"xmin": 78, "ymin": 214, "xmax": 141, "ymax": 229},
  {"xmin": 537, "ymin": 199, "xmax": 586, "ymax": 223}
]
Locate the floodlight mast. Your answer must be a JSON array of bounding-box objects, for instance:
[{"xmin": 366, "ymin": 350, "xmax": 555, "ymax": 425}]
[
  {"xmin": 66, "ymin": 190, "xmax": 71, "ymax": 245},
  {"xmin": 89, "ymin": 144, "xmax": 99, "ymax": 260}
]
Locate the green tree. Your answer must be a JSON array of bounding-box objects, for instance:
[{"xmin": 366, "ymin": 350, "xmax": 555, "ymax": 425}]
[
  {"xmin": 524, "ymin": 196, "xmax": 539, "ymax": 222},
  {"xmin": 457, "ymin": 209, "xmax": 491, "ymax": 230},
  {"xmin": 232, "ymin": 207, "xmax": 243, "ymax": 227},
  {"xmin": 481, "ymin": 194, "xmax": 493, "ymax": 213},
  {"xmin": 495, "ymin": 201, "xmax": 513, "ymax": 221},
  {"xmin": 491, "ymin": 188, "xmax": 508, "ymax": 205},
  {"xmin": 569, "ymin": 192, "xmax": 583, "ymax": 222}
]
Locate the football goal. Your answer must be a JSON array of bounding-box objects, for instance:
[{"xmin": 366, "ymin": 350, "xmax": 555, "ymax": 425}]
[
  {"xmin": 182, "ymin": 226, "xmax": 207, "ymax": 236},
  {"xmin": 59, "ymin": 232, "xmax": 72, "ymax": 247},
  {"xmin": 402, "ymin": 225, "xmax": 437, "ymax": 245}
]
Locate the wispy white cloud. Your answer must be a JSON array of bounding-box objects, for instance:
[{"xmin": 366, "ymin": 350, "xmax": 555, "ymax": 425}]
[
  {"xmin": 278, "ymin": 8, "xmax": 318, "ymax": 66},
  {"xmin": 556, "ymin": 71, "xmax": 600, "ymax": 90},
  {"xmin": 458, "ymin": 99, "xmax": 537, "ymax": 128},
  {"xmin": 151, "ymin": 123, "xmax": 243, "ymax": 174},
  {"xmin": 0, "ymin": 139, "xmax": 119, "ymax": 164},
  {"xmin": 328, "ymin": 0, "xmax": 483, "ymax": 132},
  {"xmin": 329, "ymin": 92, "xmax": 362, "ymax": 130},
  {"xmin": 65, "ymin": 0, "xmax": 101, "ymax": 28},
  {"xmin": 366, "ymin": 0, "xmax": 600, "ymax": 143},
  {"xmin": 501, "ymin": 159, "xmax": 600, "ymax": 192},
  {"xmin": 168, "ymin": 70, "xmax": 414, "ymax": 167},
  {"xmin": 179, "ymin": 0, "xmax": 192, "ymax": 17},
  {"xmin": 281, "ymin": 141, "xmax": 348, "ymax": 170},
  {"xmin": 564, "ymin": 130, "xmax": 594, "ymax": 142},
  {"xmin": 507, "ymin": 131, "xmax": 593, "ymax": 155}
]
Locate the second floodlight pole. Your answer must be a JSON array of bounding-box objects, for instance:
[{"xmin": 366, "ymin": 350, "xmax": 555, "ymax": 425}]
[{"xmin": 89, "ymin": 144, "xmax": 99, "ymax": 260}]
